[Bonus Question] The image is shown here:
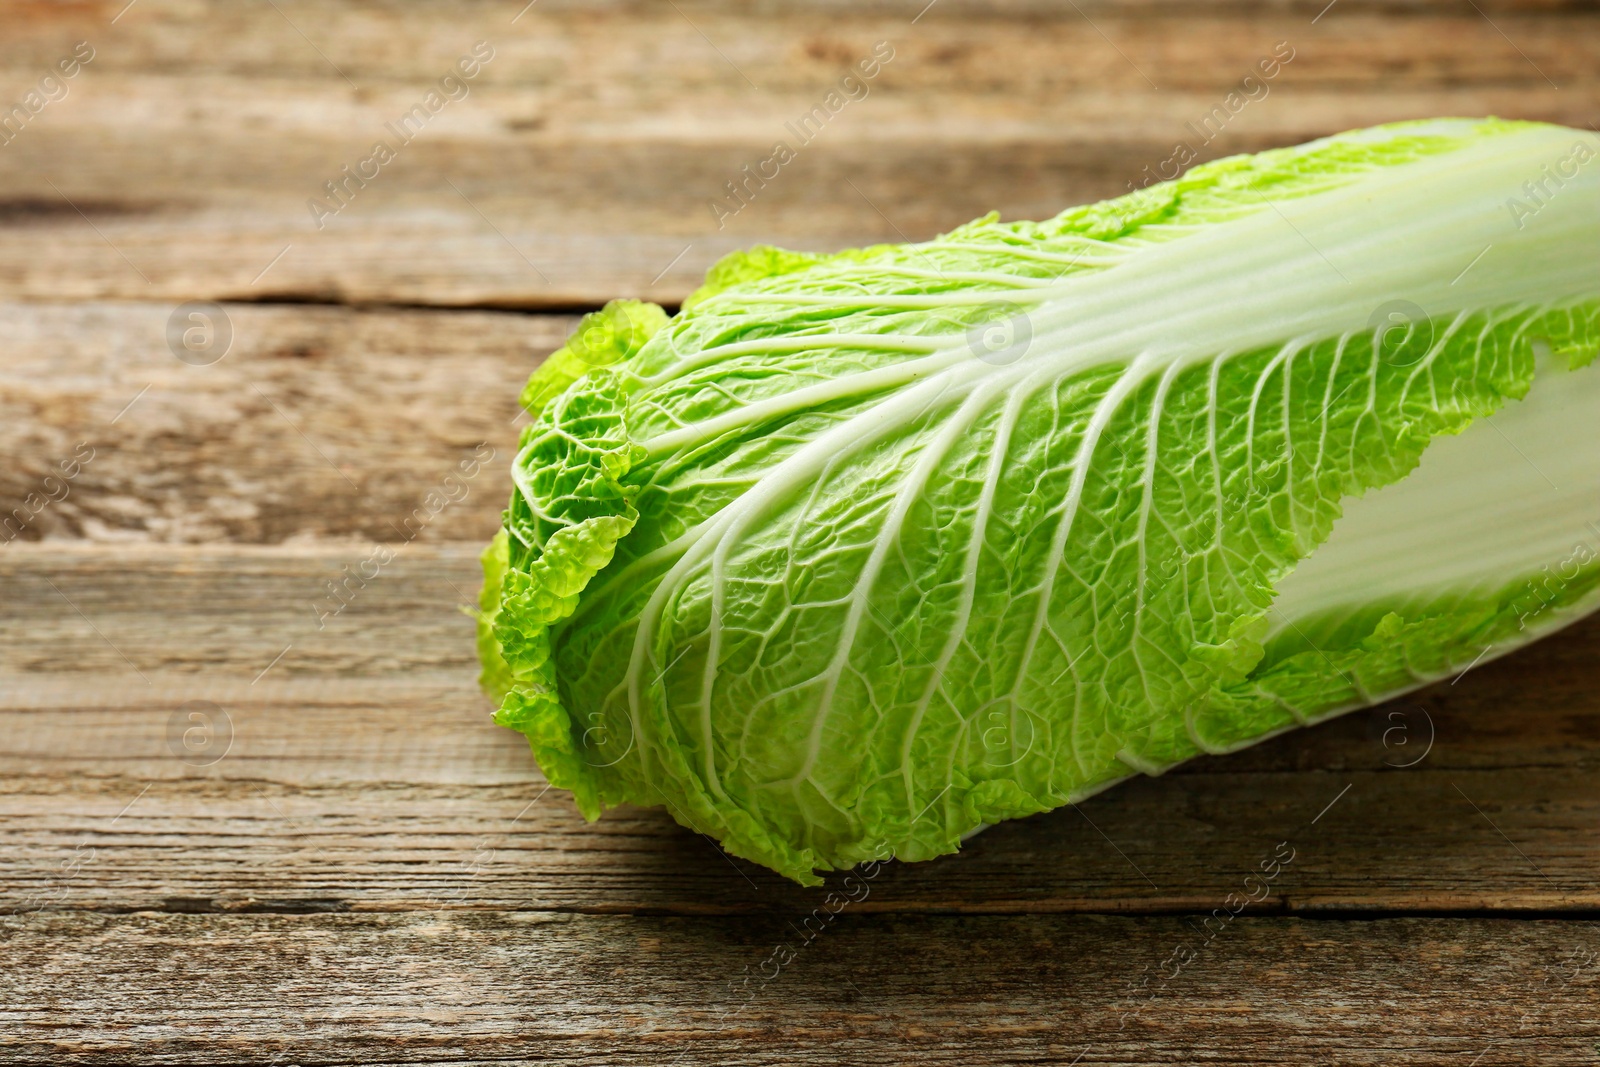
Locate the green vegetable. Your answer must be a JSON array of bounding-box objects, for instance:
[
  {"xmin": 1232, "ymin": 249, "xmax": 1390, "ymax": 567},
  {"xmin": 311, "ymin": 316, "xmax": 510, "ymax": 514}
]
[{"xmin": 479, "ymin": 118, "xmax": 1600, "ymax": 884}]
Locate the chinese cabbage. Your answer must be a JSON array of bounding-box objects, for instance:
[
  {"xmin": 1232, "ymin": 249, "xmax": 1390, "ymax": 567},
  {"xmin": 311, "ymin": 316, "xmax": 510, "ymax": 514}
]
[{"xmin": 479, "ymin": 119, "xmax": 1600, "ymax": 884}]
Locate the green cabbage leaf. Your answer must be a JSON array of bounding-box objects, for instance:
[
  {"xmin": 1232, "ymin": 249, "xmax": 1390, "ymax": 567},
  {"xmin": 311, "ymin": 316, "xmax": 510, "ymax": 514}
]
[{"xmin": 479, "ymin": 119, "xmax": 1600, "ymax": 884}]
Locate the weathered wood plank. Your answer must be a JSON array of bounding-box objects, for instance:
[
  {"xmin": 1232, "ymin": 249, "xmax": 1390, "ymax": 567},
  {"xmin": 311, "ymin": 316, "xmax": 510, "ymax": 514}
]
[
  {"xmin": 0, "ymin": 3, "xmax": 1594, "ymax": 305},
  {"xmin": 1, "ymin": 910, "xmax": 1597, "ymax": 1064},
  {"xmin": 1, "ymin": 544, "xmax": 1596, "ymax": 915},
  {"xmin": 6, "ymin": 761, "xmax": 1600, "ymax": 916},
  {"xmin": 0, "ymin": 302, "xmax": 556, "ymax": 543}
]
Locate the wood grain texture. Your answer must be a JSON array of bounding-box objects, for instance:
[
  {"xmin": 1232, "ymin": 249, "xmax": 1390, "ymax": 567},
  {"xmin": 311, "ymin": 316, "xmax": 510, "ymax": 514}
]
[
  {"xmin": 2, "ymin": 544, "xmax": 1597, "ymax": 918},
  {"xmin": 1, "ymin": 911, "xmax": 1597, "ymax": 1065},
  {"xmin": 0, "ymin": 301, "xmax": 556, "ymax": 543},
  {"xmin": 0, "ymin": 1, "xmax": 1595, "ymax": 306}
]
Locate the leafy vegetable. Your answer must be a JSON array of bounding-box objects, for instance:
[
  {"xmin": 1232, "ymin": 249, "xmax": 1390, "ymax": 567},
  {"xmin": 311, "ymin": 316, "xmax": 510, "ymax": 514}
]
[{"xmin": 479, "ymin": 118, "xmax": 1600, "ymax": 884}]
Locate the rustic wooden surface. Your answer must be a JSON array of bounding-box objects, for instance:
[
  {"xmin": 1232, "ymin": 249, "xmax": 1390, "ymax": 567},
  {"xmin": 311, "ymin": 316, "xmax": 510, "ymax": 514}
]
[{"xmin": 2, "ymin": 1, "xmax": 1598, "ymax": 1063}]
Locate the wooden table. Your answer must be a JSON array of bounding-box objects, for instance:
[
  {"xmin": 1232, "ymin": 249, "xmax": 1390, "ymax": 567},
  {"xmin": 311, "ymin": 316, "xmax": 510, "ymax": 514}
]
[{"xmin": 3, "ymin": 2, "xmax": 1597, "ymax": 1062}]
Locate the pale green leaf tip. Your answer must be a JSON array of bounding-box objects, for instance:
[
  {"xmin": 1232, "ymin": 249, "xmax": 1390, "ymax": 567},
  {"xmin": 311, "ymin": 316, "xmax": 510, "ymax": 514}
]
[{"xmin": 517, "ymin": 299, "xmax": 670, "ymax": 422}]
